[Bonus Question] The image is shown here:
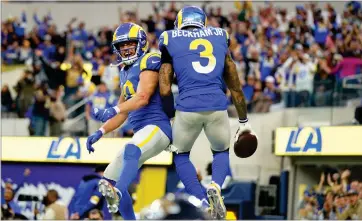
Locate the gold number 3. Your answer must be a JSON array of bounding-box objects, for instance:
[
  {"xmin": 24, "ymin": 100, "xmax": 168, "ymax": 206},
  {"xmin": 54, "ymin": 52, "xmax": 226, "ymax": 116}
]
[{"xmin": 189, "ymin": 39, "xmax": 216, "ymax": 74}]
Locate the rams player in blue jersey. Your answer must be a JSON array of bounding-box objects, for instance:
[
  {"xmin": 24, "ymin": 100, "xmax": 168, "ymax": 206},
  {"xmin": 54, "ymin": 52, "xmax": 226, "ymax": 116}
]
[
  {"xmin": 158, "ymin": 6, "xmax": 256, "ymax": 219},
  {"xmin": 86, "ymin": 23, "xmax": 173, "ymax": 220}
]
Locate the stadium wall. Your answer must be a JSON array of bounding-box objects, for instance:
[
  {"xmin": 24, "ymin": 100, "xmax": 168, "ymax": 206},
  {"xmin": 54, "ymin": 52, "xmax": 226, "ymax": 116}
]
[
  {"xmin": 3, "ymin": 107, "xmax": 354, "ymax": 185},
  {"xmin": 2, "ymin": 1, "xmax": 347, "ymax": 32},
  {"xmin": 190, "ymin": 107, "xmax": 355, "ymax": 185}
]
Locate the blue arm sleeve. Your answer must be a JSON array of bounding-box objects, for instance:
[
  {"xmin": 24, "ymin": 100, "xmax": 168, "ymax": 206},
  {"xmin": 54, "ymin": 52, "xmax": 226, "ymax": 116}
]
[
  {"xmin": 33, "ymin": 13, "xmax": 41, "ymax": 25},
  {"xmin": 21, "ymin": 11, "xmax": 27, "ymax": 23},
  {"xmin": 47, "ymin": 12, "xmax": 52, "ymax": 21},
  {"xmin": 77, "ymin": 190, "xmax": 103, "ymax": 217}
]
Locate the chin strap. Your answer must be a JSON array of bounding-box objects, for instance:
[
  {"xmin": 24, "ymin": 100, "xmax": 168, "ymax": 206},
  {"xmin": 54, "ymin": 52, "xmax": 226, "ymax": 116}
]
[{"xmin": 110, "ymin": 61, "xmax": 122, "ymax": 67}]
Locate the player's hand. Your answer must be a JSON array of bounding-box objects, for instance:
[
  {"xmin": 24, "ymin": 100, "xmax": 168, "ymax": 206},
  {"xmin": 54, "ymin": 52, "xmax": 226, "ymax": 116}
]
[
  {"xmin": 234, "ymin": 119, "xmax": 257, "ymax": 143},
  {"xmin": 92, "ymin": 107, "xmax": 119, "ymax": 123},
  {"xmin": 86, "ymin": 130, "xmax": 103, "ymax": 154}
]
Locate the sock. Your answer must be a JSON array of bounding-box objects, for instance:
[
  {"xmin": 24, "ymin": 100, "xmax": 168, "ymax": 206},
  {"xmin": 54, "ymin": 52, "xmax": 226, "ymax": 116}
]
[
  {"xmin": 115, "ymin": 144, "xmax": 141, "ymax": 191},
  {"xmin": 118, "ymin": 189, "xmax": 136, "ymax": 220},
  {"xmin": 174, "ymin": 152, "xmax": 206, "ymax": 200},
  {"xmin": 115, "ymin": 144, "xmax": 141, "ymax": 220},
  {"xmin": 212, "ymin": 149, "xmax": 230, "ymax": 188}
]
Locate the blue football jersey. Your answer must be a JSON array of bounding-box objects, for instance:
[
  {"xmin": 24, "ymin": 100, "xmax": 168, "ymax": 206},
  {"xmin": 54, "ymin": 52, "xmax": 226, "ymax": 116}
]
[
  {"xmin": 119, "ymin": 52, "xmax": 172, "ymax": 140},
  {"xmin": 159, "ymin": 27, "xmax": 230, "ymax": 112}
]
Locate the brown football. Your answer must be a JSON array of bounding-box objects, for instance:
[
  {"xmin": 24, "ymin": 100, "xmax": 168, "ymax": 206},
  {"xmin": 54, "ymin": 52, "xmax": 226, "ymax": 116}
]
[{"xmin": 234, "ymin": 131, "xmax": 258, "ymax": 158}]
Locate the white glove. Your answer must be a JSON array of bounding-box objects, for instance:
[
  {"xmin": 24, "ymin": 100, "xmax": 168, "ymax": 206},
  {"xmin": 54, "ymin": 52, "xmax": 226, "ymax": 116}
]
[
  {"xmin": 165, "ymin": 144, "xmax": 178, "ymax": 153},
  {"xmin": 234, "ymin": 119, "xmax": 256, "ymax": 143}
]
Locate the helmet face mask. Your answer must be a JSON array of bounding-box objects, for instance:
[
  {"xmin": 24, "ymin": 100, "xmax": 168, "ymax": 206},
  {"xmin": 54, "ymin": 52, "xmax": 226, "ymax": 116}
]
[
  {"xmin": 113, "ymin": 40, "xmax": 138, "ymax": 65},
  {"xmin": 111, "ymin": 23, "xmax": 148, "ymax": 66}
]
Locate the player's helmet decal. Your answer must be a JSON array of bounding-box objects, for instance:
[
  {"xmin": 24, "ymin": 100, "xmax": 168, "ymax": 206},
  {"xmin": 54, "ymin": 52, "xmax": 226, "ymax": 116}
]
[
  {"xmin": 112, "ymin": 23, "xmax": 148, "ymax": 66},
  {"xmin": 174, "ymin": 6, "xmax": 207, "ymax": 30}
]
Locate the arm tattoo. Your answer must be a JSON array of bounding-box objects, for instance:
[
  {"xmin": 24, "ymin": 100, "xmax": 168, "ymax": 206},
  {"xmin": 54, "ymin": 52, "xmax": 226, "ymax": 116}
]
[
  {"xmin": 223, "ymin": 53, "xmax": 248, "ymax": 120},
  {"xmin": 159, "ymin": 63, "xmax": 174, "ymax": 96}
]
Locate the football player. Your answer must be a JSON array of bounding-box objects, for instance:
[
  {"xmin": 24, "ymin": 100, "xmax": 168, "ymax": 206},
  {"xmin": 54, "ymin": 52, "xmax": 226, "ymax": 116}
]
[
  {"xmin": 158, "ymin": 6, "xmax": 256, "ymax": 219},
  {"xmin": 86, "ymin": 23, "xmax": 173, "ymax": 220}
]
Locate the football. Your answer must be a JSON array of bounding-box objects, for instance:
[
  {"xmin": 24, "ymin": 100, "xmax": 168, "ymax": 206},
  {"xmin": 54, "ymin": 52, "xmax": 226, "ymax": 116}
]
[{"xmin": 234, "ymin": 131, "xmax": 258, "ymax": 158}]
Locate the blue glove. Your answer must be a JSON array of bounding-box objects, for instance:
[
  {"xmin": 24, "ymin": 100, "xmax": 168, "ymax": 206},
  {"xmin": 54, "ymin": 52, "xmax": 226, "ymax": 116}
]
[
  {"xmin": 86, "ymin": 130, "xmax": 103, "ymax": 154},
  {"xmin": 92, "ymin": 107, "xmax": 119, "ymax": 123}
]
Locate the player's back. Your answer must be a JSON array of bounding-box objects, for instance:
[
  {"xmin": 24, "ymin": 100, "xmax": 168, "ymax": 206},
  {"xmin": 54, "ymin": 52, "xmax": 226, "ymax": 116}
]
[{"xmin": 160, "ymin": 27, "xmax": 229, "ymax": 112}]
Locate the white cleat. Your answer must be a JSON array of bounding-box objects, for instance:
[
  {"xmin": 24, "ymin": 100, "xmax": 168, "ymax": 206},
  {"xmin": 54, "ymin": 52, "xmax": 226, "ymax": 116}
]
[
  {"xmin": 98, "ymin": 179, "xmax": 121, "ymax": 213},
  {"xmin": 207, "ymin": 182, "xmax": 226, "ymax": 220}
]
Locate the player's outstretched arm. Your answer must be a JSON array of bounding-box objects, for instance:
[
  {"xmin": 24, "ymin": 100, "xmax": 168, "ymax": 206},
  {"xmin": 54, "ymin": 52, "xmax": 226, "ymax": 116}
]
[
  {"xmin": 159, "ymin": 63, "xmax": 174, "ymax": 97},
  {"xmin": 223, "ymin": 53, "xmax": 247, "ymax": 120}
]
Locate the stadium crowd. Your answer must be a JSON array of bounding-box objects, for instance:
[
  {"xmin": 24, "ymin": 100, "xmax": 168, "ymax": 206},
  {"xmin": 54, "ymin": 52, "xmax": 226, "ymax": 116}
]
[
  {"xmin": 298, "ymin": 169, "xmax": 362, "ymax": 220},
  {"xmin": 1, "ymin": 1, "xmax": 362, "ymax": 137}
]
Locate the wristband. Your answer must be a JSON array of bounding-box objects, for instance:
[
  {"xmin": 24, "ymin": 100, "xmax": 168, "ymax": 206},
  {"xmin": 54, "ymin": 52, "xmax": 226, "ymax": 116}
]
[
  {"xmin": 113, "ymin": 106, "xmax": 121, "ymax": 114},
  {"xmin": 99, "ymin": 128, "xmax": 106, "ymax": 135},
  {"xmin": 239, "ymin": 118, "xmax": 248, "ymax": 124}
]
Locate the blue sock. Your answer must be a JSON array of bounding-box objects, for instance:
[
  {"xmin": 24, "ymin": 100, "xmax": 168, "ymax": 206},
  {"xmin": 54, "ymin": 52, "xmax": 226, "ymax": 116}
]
[
  {"xmin": 212, "ymin": 149, "xmax": 230, "ymax": 188},
  {"xmin": 115, "ymin": 144, "xmax": 141, "ymax": 220},
  {"xmin": 174, "ymin": 152, "xmax": 206, "ymax": 200},
  {"xmin": 118, "ymin": 189, "xmax": 136, "ymax": 220}
]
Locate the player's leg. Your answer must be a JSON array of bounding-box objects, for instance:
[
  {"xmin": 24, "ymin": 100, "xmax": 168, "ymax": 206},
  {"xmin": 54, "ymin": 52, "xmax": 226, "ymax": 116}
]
[
  {"xmin": 172, "ymin": 111, "xmax": 207, "ymax": 202},
  {"xmin": 116, "ymin": 125, "xmax": 170, "ymax": 219},
  {"xmin": 203, "ymin": 110, "xmax": 231, "ymax": 219},
  {"xmin": 99, "ymin": 125, "xmax": 169, "ymax": 219}
]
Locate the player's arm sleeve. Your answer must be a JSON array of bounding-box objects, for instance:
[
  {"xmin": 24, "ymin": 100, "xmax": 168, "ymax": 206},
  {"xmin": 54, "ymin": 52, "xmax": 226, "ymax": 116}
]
[
  {"xmin": 140, "ymin": 52, "xmax": 161, "ymax": 72},
  {"xmin": 77, "ymin": 189, "xmax": 102, "ymax": 217},
  {"xmin": 159, "ymin": 31, "xmax": 172, "ymax": 64}
]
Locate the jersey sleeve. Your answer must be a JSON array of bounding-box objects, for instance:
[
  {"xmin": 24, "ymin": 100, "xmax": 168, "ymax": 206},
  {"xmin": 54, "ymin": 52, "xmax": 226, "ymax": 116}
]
[
  {"xmin": 140, "ymin": 52, "xmax": 161, "ymax": 72},
  {"xmin": 158, "ymin": 31, "xmax": 169, "ymax": 52},
  {"xmin": 159, "ymin": 31, "xmax": 173, "ymax": 64}
]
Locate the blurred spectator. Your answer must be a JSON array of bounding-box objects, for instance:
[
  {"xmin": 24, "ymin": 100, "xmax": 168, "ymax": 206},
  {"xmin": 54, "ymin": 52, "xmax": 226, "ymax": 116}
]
[
  {"xmin": 2, "ymin": 188, "xmax": 22, "ymax": 217},
  {"xmin": 313, "ymin": 58, "xmax": 335, "ymax": 106},
  {"xmin": 336, "ymin": 190, "xmax": 362, "ymax": 219},
  {"xmin": 298, "ymin": 169, "xmax": 362, "ymax": 220},
  {"xmin": 252, "ymin": 80, "xmax": 273, "ymax": 113},
  {"xmin": 1, "ymin": 168, "xmax": 31, "ymax": 206},
  {"xmin": 242, "ymin": 74, "xmax": 255, "ymax": 111},
  {"xmin": 263, "ymin": 76, "xmax": 281, "ymax": 104},
  {"xmin": 65, "ymin": 57, "xmax": 85, "ymax": 95},
  {"xmin": 86, "ymin": 209, "xmax": 104, "ymax": 220},
  {"xmin": 31, "ymin": 83, "xmax": 50, "ymax": 136},
  {"xmin": 13, "ymin": 70, "xmax": 36, "ymax": 118},
  {"xmin": 291, "ymin": 52, "xmax": 315, "ymax": 107},
  {"xmin": 86, "ymin": 82, "xmax": 116, "ymax": 136},
  {"xmin": 35, "ymin": 189, "xmax": 68, "ymax": 220},
  {"xmin": 2, "ymin": 1, "xmax": 362, "ymax": 136},
  {"xmin": 99, "ymin": 56, "xmax": 119, "ymax": 92},
  {"xmin": 1, "ymin": 84, "xmax": 15, "ymax": 113},
  {"xmin": 68, "ymin": 166, "xmax": 106, "ymax": 220},
  {"xmin": 49, "ymin": 86, "xmax": 66, "ymax": 136}
]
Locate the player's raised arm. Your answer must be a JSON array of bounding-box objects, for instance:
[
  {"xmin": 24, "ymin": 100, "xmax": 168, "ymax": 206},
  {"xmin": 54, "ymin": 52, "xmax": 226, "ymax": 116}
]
[
  {"xmin": 158, "ymin": 31, "xmax": 174, "ymax": 97},
  {"xmin": 223, "ymin": 52, "xmax": 248, "ymax": 120},
  {"xmin": 93, "ymin": 53, "xmax": 161, "ymax": 122},
  {"xmin": 111, "ymin": 54, "xmax": 161, "ymax": 113}
]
